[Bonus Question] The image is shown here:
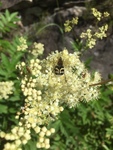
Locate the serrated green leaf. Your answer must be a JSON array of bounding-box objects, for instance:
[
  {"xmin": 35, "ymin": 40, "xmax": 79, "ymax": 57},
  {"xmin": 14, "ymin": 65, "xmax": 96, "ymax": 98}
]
[
  {"xmin": 5, "ymin": 10, "xmax": 10, "ymax": 21},
  {"xmin": 0, "ymin": 39, "xmax": 10, "ymax": 47},
  {"xmin": 1, "ymin": 53, "xmax": 10, "ymax": 68},
  {"xmin": 8, "ymin": 115, "xmax": 19, "ymax": 125},
  {"xmin": 0, "ymin": 68, "xmax": 17, "ymax": 79},
  {"xmin": 0, "ymin": 14, "xmax": 7, "ymax": 24},
  {"xmin": 8, "ymin": 43, "xmax": 16, "ymax": 54},
  {"xmin": 0, "ymin": 68, "xmax": 8, "ymax": 76},
  {"xmin": 9, "ymin": 54, "xmax": 23, "ymax": 71},
  {"xmin": 0, "ymin": 21, "xmax": 4, "ymax": 28},
  {"xmin": 10, "ymin": 12, "xmax": 18, "ymax": 21},
  {"xmin": 6, "ymin": 72, "xmax": 17, "ymax": 79},
  {"xmin": 24, "ymin": 140, "xmax": 37, "ymax": 150},
  {"xmin": 0, "ymin": 26, "xmax": 3, "ymax": 31},
  {"xmin": 50, "ymin": 120, "xmax": 61, "ymax": 132},
  {"xmin": 0, "ymin": 10, "xmax": 19, "ymax": 33},
  {"xmin": 7, "ymin": 23, "xmax": 17, "ymax": 28},
  {"xmin": 8, "ymin": 108, "xmax": 16, "ymax": 113},
  {"xmin": 60, "ymin": 123, "xmax": 69, "ymax": 138},
  {"xmin": 4, "ymin": 26, "xmax": 10, "ymax": 32},
  {"xmin": 8, "ymin": 95, "xmax": 20, "ymax": 101},
  {"xmin": 0, "ymin": 104, "xmax": 8, "ymax": 113}
]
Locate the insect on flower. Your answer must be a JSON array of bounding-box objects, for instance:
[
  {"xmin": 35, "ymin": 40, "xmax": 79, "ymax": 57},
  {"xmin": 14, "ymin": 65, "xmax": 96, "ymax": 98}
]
[{"xmin": 54, "ymin": 57, "xmax": 64, "ymax": 75}]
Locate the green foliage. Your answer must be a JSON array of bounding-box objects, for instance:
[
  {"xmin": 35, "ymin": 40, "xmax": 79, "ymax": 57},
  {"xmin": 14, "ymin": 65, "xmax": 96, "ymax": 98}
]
[
  {"xmin": 0, "ymin": 10, "xmax": 19, "ymax": 34},
  {"xmin": 0, "ymin": 11, "xmax": 25, "ymax": 133},
  {"xmin": 71, "ymin": 40, "xmax": 83, "ymax": 52},
  {"xmin": 22, "ymin": 140, "xmax": 37, "ymax": 150},
  {"xmin": 0, "ymin": 37, "xmax": 25, "ymax": 79},
  {"xmin": 0, "ymin": 7, "xmax": 113, "ymax": 150}
]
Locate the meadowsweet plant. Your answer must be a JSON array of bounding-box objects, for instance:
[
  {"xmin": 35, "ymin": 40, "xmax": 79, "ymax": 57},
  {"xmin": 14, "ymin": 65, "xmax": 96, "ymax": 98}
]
[
  {"xmin": 1, "ymin": 8, "xmax": 111, "ymax": 150},
  {"xmin": 64, "ymin": 8, "xmax": 109, "ymax": 50},
  {"xmin": 80, "ymin": 8, "xmax": 109, "ymax": 49},
  {"xmin": 0, "ymin": 36, "xmax": 102, "ymax": 149},
  {"xmin": 0, "ymin": 81, "xmax": 14, "ymax": 99},
  {"xmin": 92, "ymin": 8, "xmax": 109, "ymax": 21},
  {"xmin": 80, "ymin": 24, "xmax": 108, "ymax": 49},
  {"xmin": 29, "ymin": 42, "xmax": 44, "ymax": 57},
  {"xmin": 64, "ymin": 17, "xmax": 78, "ymax": 32},
  {"xmin": 17, "ymin": 37, "xmax": 28, "ymax": 51},
  {"xmin": 0, "ymin": 10, "xmax": 19, "ymax": 34}
]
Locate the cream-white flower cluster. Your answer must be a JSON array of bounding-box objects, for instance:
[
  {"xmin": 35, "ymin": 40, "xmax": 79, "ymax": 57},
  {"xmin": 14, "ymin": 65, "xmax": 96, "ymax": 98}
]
[
  {"xmin": 1, "ymin": 43, "xmax": 101, "ymax": 150},
  {"xmin": 80, "ymin": 9, "xmax": 109, "ymax": 49},
  {"xmin": 64, "ymin": 17, "xmax": 78, "ymax": 32},
  {"xmin": 40, "ymin": 49, "xmax": 101, "ymax": 107},
  {"xmin": 80, "ymin": 29, "xmax": 97, "ymax": 49},
  {"xmin": 80, "ymin": 24, "xmax": 108, "ymax": 49},
  {"xmin": 29, "ymin": 42, "xmax": 44, "ymax": 57},
  {"xmin": 94, "ymin": 24, "xmax": 108, "ymax": 39},
  {"xmin": 0, "ymin": 126, "xmax": 31, "ymax": 150},
  {"xmin": 92, "ymin": 8, "xmax": 102, "ymax": 21},
  {"xmin": 0, "ymin": 81, "xmax": 14, "ymax": 100},
  {"xmin": 29, "ymin": 59, "xmax": 42, "ymax": 76},
  {"xmin": 92, "ymin": 8, "xmax": 109, "ymax": 21},
  {"xmin": 36, "ymin": 126, "xmax": 55, "ymax": 149},
  {"xmin": 0, "ymin": 124, "xmax": 55, "ymax": 150},
  {"xmin": 17, "ymin": 37, "xmax": 28, "ymax": 51}
]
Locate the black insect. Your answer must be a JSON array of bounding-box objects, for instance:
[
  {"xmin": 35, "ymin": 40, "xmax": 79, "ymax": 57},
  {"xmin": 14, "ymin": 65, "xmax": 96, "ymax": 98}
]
[{"xmin": 54, "ymin": 57, "xmax": 64, "ymax": 75}]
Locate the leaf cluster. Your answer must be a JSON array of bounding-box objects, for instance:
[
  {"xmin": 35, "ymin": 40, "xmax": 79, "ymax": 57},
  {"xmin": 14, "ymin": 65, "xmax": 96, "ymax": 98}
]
[
  {"xmin": 0, "ymin": 10, "xmax": 19, "ymax": 35},
  {"xmin": 0, "ymin": 10, "xmax": 25, "ymax": 139}
]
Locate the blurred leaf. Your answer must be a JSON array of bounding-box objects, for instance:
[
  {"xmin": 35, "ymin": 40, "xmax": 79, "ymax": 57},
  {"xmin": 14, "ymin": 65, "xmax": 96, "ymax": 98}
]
[
  {"xmin": 1, "ymin": 53, "xmax": 10, "ymax": 68},
  {"xmin": 10, "ymin": 52, "xmax": 24, "ymax": 70},
  {"xmin": 0, "ymin": 14, "xmax": 7, "ymax": 24},
  {"xmin": 0, "ymin": 21, "xmax": 4, "ymax": 28},
  {"xmin": 84, "ymin": 57, "xmax": 92, "ymax": 69},
  {"xmin": 51, "ymin": 120, "xmax": 61, "ymax": 132},
  {"xmin": 102, "ymin": 144, "xmax": 110, "ymax": 150},
  {"xmin": 0, "ymin": 104, "xmax": 8, "ymax": 113},
  {"xmin": 0, "ymin": 68, "xmax": 8, "ymax": 77},
  {"xmin": 59, "ymin": 122, "xmax": 69, "ymax": 138},
  {"xmin": 0, "ymin": 10, "xmax": 19, "ymax": 33},
  {"xmin": 24, "ymin": 140, "xmax": 37, "ymax": 150},
  {"xmin": 8, "ymin": 95, "xmax": 20, "ymax": 101},
  {"xmin": 71, "ymin": 40, "xmax": 83, "ymax": 52}
]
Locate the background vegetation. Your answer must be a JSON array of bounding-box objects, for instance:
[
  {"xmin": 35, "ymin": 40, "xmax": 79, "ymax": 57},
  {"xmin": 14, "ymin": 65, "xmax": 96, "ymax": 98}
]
[{"xmin": 0, "ymin": 7, "xmax": 113, "ymax": 150}]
